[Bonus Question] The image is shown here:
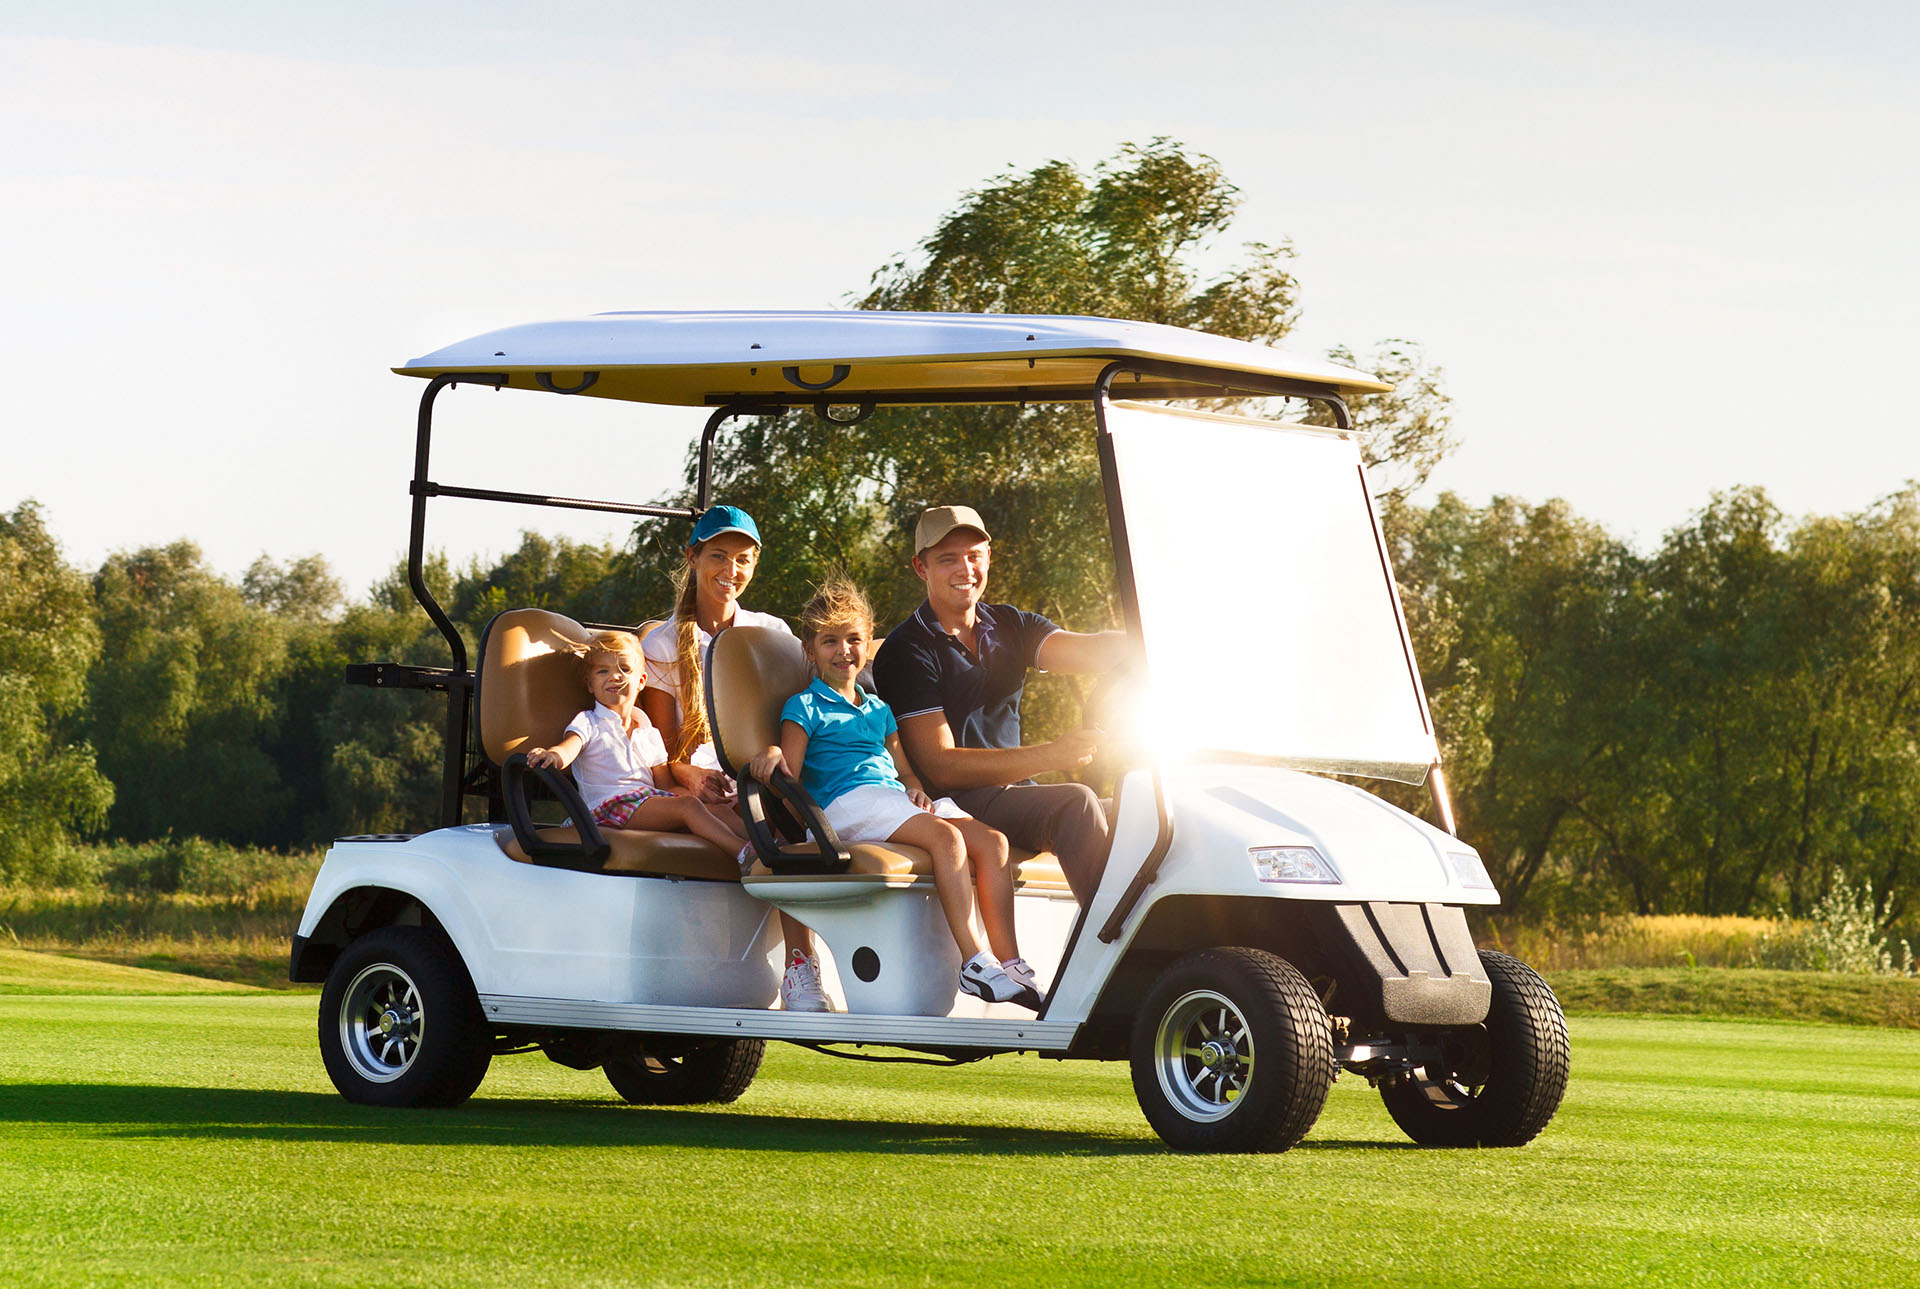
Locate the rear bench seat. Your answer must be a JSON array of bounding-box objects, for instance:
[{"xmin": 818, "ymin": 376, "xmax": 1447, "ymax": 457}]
[{"xmin": 477, "ymin": 607, "xmax": 737, "ymax": 881}]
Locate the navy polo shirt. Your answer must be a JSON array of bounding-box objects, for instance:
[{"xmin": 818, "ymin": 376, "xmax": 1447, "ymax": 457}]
[{"xmin": 872, "ymin": 600, "xmax": 1061, "ymax": 764}]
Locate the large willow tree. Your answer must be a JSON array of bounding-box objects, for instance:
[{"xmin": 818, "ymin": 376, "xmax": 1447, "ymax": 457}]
[{"xmin": 633, "ymin": 141, "xmax": 1452, "ymax": 739}]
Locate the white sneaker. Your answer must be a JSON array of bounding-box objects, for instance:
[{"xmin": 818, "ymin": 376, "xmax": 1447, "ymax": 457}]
[
  {"xmin": 958, "ymin": 954, "xmax": 1041, "ymax": 1010},
  {"xmin": 781, "ymin": 950, "xmax": 832, "ymax": 1012},
  {"xmin": 1002, "ymin": 956, "xmax": 1042, "ymax": 996}
]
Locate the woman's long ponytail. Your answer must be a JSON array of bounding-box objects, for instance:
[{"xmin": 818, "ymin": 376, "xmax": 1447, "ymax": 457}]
[{"xmin": 669, "ymin": 550, "xmax": 710, "ymax": 763}]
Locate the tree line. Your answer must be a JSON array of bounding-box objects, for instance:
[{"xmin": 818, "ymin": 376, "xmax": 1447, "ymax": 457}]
[{"xmin": 1, "ymin": 140, "xmax": 1911, "ymax": 934}]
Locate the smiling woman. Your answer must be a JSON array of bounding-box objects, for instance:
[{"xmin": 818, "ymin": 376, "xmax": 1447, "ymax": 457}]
[{"xmin": 640, "ymin": 506, "xmax": 788, "ymax": 785}]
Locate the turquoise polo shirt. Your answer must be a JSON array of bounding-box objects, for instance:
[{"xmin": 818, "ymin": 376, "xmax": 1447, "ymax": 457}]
[{"xmin": 780, "ymin": 677, "xmax": 904, "ymax": 807}]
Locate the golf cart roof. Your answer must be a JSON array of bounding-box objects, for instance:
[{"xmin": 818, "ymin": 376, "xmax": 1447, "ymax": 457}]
[{"xmin": 396, "ymin": 310, "xmax": 1394, "ymax": 406}]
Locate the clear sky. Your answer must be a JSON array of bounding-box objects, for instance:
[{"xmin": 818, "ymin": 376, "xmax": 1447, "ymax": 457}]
[{"xmin": 4, "ymin": 1, "xmax": 1916, "ymax": 597}]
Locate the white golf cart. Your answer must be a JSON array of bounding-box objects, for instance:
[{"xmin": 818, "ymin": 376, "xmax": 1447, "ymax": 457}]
[{"xmin": 292, "ymin": 311, "xmax": 1569, "ymax": 1152}]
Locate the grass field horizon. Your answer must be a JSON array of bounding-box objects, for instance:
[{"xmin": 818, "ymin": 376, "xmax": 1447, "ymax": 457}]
[{"xmin": 4, "ymin": 955, "xmax": 1917, "ymax": 1287}]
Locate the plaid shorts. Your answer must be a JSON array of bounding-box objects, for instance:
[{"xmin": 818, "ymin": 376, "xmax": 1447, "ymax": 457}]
[{"xmin": 591, "ymin": 785, "xmax": 678, "ymax": 829}]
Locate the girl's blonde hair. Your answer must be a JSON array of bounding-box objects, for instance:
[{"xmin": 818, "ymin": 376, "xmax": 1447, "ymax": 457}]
[
  {"xmin": 580, "ymin": 629, "xmax": 643, "ymax": 671},
  {"xmin": 797, "ymin": 577, "xmax": 875, "ymax": 657}
]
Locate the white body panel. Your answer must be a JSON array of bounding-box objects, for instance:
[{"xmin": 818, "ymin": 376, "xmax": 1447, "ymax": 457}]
[
  {"xmin": 1151, "ymin": 764, "xmax": 1493, "ymax": 907},
  {"xmin": 298, "ymin": 827, "xmax": 783, "ymax": 1008},
  {"xmin": 476, "ymin": 997, "xmax": 1078, "ymax": 1052},
  {"xmin": 738, "ymin": 874, "xmax": 1079, "ymax": 1017},
  {"xmin": 298, "ymin": 764, "xmax": 1484, "ymax": 1050}
]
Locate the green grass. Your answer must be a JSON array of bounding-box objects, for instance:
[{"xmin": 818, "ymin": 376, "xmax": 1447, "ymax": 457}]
[{"xmin": 3, "ymin": 962, "xmax": 1917, "ymax": 1286}]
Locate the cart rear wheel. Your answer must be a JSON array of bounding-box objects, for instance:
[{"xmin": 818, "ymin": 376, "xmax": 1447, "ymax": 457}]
[
  {"xmin": 1129, "ymin": 947, "xmax": 1334, "ymax": 1153},
  {"xmin": 1379, "ymin": 949, "xmax": 1569, "ymax": 1147},
  {"xmin": 318, "ymin": 926, "xmax": 491, "ymax": 1108},
  {"xmin": 605, "ymin": 1038, "xmax": 765, "ymax": 1105}
]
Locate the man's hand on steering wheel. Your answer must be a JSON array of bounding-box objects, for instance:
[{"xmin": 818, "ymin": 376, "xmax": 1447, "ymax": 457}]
[
  {"xmin": 1076, "ymin": 662, "xmax": 1141, "ymax": 787},
  {"xmin": 1048, "ymin": 727, "xmax": 1103, "ymax": 772}
]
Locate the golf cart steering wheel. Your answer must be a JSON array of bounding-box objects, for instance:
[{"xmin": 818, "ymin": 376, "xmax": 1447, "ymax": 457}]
[{"xmin": 1078, "ymin": 663, "xmax": 1139, "ymax": 791}]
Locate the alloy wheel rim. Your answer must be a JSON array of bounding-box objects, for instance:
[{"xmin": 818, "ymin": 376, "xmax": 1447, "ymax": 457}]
[
  {"xmin": 340, "ymin": 963, "xmax": 425, "ymax": 1083},
  {"xmin": 1154, "ymin": 989, "xmax": 1254, "ymax": 1121}
]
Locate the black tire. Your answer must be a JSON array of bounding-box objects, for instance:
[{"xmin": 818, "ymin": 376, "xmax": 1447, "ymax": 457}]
[
  {"xmin": 1379, "ymin": 949, "xmax": 1570, "ymax": 1147},
  {"xmin": 1129, "ymin": 947, "xmax": 1335, "ymax": 1153},
  {"xmin": 317, "ymin": 925, "xmax": 491, "ymax": 1108},
  {"xmin": 605, "ymin": 1038, "xmax": 765, "ymax": 1106}
]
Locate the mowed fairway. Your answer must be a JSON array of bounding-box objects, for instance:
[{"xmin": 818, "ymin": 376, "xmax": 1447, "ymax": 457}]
[{"xmin": 2, "ymin": 970, "xmax": 1916, "ymax": 1288}]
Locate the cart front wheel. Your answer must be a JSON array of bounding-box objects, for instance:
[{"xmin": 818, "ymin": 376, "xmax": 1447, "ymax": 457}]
[
  {"xmin": 1129, "ymin": 947, "xmax": 1334, "ymax": 1153},
  {"xmin": 1379, "ymin": 949, "xmax": 1569, "ymax": 1147},
  {"xmin": 318, "ymin": 926, "xmax": 491, "ymax": 1108}
]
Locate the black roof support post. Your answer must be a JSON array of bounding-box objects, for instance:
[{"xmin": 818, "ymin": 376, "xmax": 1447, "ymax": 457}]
[
  {"xmin": 410, "ymin": 372, "xmax": 505, "ymax": 827},
  {"xmin": 695, "ymin": 404, "xmax": 785, "ymax": 512}
]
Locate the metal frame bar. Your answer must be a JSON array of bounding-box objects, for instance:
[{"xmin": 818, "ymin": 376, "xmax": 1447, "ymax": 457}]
[
  {"xmin": 410, "ymin": 373, "xmax": 502, "ymax": 826},
  {"xmin": 696, "ymin": 404, "xmax": 785, "ymax": 509},
  {"xmin": 701, "ymin": 368, "xmax": 1348, "ymax": 412},
  {"xmin": 410, "ymin": 373, "xmax": 503, "ymax": 676},
  {"xmin": 412, "ymin": 481, "xmax": 695, "ymax": 522}
]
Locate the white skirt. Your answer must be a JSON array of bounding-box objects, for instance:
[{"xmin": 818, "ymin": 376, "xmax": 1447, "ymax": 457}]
[{"xmin": 823, "ymin": 784, "xmax": 969, "ymax": 844}]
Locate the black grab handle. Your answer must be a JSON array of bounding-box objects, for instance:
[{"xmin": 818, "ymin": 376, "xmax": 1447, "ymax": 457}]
[
  {"xmin": 503, "ymin": 753, "xmax": 611, "ymax": 869},
  {"xmin": 737, "ymin": 767, "xmax": 851, "ymax": 875}
]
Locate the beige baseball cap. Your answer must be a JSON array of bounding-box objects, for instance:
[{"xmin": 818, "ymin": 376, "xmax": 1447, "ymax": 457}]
[{"xmin": 913, "ymin": 505, "xmax": 992, "ymax": 557}]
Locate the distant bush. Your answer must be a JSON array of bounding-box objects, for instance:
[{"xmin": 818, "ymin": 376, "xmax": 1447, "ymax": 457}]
[
  {"xmin": 0, "ymin": 842, "xmax": 108, "ymax": 890},
  {"xmin": 1751, "ymin": 875, "xmax": 1916, "ymax": 977},
  {"xmin": 94, "ymin": 837, "xmax": 320, "ymax": 899}
]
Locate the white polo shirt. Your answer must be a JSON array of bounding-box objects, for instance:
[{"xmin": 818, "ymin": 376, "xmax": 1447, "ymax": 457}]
[
  {"xmin": 563, "ymin": 702, "xmax": 669, "ymax": 811},
  {"xmin": 641, "ymin": 609, "xmax": 793, "ymax": 770}
]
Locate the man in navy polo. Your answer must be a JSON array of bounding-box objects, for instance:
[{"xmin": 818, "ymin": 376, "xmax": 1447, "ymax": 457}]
[{"xmin": 873, "ymin": 506, "xmax": 1127, "ymax": 904}]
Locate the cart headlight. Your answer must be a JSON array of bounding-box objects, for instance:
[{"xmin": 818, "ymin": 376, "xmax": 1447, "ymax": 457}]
[
  {"xmin": 1248, "ymin": 846, "xmax": 1341, "ymax": 885},
  {"xmin": 1447, "ymin": 851, "xmax": 1494, "ymax": 890}
]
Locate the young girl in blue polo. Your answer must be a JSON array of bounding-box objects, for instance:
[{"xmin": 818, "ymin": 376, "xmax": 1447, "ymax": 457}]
[{"xmin": 749, "ymin": 578, "xmax": 1041, "ymax": 1009}]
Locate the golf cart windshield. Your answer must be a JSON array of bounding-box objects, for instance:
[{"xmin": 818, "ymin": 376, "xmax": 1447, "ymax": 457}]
[{"xmin": 1101, "ymin": 400, "xmax": 1437, "ymax": 784}]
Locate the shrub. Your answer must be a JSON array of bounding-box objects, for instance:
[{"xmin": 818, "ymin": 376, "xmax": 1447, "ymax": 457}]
[
  {"xmin": 1751, "ymin": 875, "xmax": 1916, "ymax": 977},
  {"xmin": 0, "ymin": 841, "xmax": 106, "ymax": 889}
]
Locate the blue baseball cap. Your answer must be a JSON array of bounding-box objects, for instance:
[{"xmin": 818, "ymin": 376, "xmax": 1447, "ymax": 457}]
[{"xmin": 689, "ymin": 505, "xmax": 761, "ymax": 548}]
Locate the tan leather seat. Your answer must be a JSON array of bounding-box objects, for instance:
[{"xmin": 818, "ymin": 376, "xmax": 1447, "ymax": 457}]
[
  {"xmin": 476, "ymin": 609, "xmax": 731, "ymax": 880},
  {"xmin": 498, "ymin": 825, "xmax": 741, "ymax": 881},
  {"xmin": 808, "ymin": 843, "xmax": 1069, "ymax": 890},
  {"xmin": 476, "ymin": 608, "xmax": 597, "ymax": 764},
  {"xmin": 707, "ymin": 625, "xmax": 1069, "ymax": 889},
  {"xmin": 705, "ymin": 625, "xmax": 811, "ymax": 774}
]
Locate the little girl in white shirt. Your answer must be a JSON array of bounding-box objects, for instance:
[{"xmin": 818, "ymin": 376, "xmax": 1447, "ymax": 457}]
[{"xmin": 526, "ymin": 630, "xmax": 747, "ymax": 858}]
